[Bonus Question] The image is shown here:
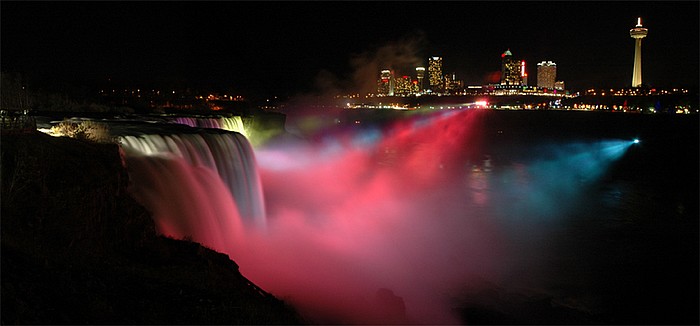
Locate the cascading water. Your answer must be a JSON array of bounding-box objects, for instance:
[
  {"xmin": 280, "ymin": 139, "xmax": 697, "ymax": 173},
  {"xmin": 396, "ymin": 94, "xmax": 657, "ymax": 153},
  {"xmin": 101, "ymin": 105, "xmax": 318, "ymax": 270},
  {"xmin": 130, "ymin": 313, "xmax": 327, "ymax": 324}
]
[
  {"xmin": 119, "ymin": 130, "xmax": 265, "ymax": 251},
  {"xmin": 171, "ymin": 116, "xmax": 248, "ymax": 138}
]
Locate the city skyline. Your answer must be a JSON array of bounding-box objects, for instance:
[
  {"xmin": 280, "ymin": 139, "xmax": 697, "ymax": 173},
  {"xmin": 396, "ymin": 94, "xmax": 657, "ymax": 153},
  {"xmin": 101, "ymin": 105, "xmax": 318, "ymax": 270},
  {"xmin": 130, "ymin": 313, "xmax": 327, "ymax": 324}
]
[{"xmin": 1, "ymin": 1, "xmax": 698, "ymax": 99}]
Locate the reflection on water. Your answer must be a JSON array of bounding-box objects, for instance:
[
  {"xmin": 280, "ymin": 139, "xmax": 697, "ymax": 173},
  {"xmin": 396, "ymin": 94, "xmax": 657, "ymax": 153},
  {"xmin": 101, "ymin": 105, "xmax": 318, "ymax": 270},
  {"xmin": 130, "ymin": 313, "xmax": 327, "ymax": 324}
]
[
  {"xmin": 466, "ymin": 170, "xmax": 490, "ymax": 208},
  {"xmin": 465, "ymin": 155, "xmax": 496, "ymax": 209},
  {"xmin": 456, "ymin": 142, "xmax": 698, "ymax": 324}
]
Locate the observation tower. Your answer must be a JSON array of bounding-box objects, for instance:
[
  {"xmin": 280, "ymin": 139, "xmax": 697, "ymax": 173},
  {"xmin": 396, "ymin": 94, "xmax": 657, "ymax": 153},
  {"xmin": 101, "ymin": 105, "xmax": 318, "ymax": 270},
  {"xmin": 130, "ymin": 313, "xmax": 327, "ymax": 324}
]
[{"xmin": 629, "ymin": 17, "xmax": 648, "ymax": 87}]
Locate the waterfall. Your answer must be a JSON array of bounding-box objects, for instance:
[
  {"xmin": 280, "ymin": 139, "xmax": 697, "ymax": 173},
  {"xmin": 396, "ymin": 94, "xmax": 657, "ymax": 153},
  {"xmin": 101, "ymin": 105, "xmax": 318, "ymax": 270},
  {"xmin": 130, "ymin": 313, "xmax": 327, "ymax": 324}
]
[
  {"xmin": 119, "ymin": 130, "xmax": 265, "ymax": 250},
  {"xmin": 171, "ymin": 116, "xmax": 248, "ymax": 137}
]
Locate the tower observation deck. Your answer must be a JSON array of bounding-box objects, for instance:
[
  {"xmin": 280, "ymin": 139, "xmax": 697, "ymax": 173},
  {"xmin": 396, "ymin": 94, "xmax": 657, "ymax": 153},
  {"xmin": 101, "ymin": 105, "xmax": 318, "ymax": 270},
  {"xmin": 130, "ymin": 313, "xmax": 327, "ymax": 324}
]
[{"xmin": 630, "ymin": 17, "xmax": 648, "ymax": 87}]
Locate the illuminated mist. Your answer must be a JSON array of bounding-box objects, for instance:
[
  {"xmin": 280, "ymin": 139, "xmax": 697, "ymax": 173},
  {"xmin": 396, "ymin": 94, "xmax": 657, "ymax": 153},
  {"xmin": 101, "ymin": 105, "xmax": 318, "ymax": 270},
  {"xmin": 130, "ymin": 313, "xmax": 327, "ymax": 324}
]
[
  {"xmin": 245, "ymin": 110, "xmax": 635, "ymax": 323},
  {"xmin": 249, "ymin": 110, "xmax": 490, "ymax": 324},
  {"xmin": 120, "ymin": 109, "xmax": 636, "ymax": 324}
]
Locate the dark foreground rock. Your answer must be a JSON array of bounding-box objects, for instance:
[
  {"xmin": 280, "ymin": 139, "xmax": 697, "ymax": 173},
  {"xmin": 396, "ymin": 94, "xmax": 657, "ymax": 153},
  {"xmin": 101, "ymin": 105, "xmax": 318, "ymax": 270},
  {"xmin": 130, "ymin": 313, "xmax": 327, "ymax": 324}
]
[{"xmin": 1, "ymin": 132, "xmax": 303, "ymax": 324}]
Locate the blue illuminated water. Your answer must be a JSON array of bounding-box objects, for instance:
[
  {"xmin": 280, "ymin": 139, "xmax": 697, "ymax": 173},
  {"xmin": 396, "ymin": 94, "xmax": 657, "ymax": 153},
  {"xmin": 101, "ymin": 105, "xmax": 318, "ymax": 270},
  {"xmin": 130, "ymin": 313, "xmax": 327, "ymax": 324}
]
[{"xmin": 455, "ymin": 111, "xmax": 698, "ymax": 324}]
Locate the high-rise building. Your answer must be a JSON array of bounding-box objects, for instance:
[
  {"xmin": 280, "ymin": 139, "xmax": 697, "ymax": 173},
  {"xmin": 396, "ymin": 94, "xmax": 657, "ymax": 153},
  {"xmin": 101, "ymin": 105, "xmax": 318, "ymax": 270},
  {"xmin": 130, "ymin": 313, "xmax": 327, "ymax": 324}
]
[
  {"xmin": 377, "ymin": 80, "xmax": 388, "ymax": 96},
  {"xmin": 377, "ymin": 69, "xmax": 394, "ymax": 96},
  {"xmin": 500, "ymin": 49, "xmax": 522, "ymax": 86},
  {"xmin": 411, "ymin": 79, "xmax": 420, "ymax": 94},
  {"xmin": 630, "ymin": 17, "xmax": 648, "ymax": 87},
  {"xmin": 416, "ymin": 67, "xmax": 426, "ymax": 93},
  {"xmin": 444, "ymin": 72, "xmax": 464, "ymax": 94},
  {"xmin": 428, "ymin": 57, "xmax": 443, "ymax": 93},
  {"xmin": 537, "ymin": 61, "xmax": 557, "ymax": 89},
  {"xmin": 394, "ymin": 75, "xmax": 412, "ymax": 96}
]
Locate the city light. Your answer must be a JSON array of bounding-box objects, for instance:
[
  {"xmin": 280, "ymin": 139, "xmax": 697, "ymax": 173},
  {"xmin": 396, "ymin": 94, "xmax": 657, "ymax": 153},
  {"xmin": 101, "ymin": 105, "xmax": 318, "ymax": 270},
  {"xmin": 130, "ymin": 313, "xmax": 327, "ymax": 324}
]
[{"xmin": 82, "ymin": 17, "xmax": 691, "ymax": 114}]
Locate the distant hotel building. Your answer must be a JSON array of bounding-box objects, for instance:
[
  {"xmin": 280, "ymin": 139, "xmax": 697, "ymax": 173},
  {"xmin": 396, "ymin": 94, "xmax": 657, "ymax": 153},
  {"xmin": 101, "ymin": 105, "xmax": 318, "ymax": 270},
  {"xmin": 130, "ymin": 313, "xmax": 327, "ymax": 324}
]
[
  {"xmin": 377, "ymin": 69, "xmax": 394, "ymax": 96},
  {"xmin": 537, "ymin": 61, "xmax": 557, "ymax": 89},
  {"xmin": 428, "ymin": 57, "xmax": 444, "ymax": 93},
  {"xmin": 415, "ymin": 67, "xmax": 425, "ymax": 92},
  {"xmin": 500, "ymin": 49, "xmax": 523, "ymax": 86},
  {"xmin": 444, "ymin": 72, "xmax": 464, "ymax": 94},
  {"xmin": 394, "ymin": 75, "xmax": 413, "ymax": 96}
]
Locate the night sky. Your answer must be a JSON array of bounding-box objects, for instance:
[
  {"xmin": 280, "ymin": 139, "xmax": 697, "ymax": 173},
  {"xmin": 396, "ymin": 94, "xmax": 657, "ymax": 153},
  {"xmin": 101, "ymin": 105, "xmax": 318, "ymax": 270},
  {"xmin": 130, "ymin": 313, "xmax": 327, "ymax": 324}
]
[{"xmin": 2, "ymin": 1, "xmax": 698, "ymax": 99}]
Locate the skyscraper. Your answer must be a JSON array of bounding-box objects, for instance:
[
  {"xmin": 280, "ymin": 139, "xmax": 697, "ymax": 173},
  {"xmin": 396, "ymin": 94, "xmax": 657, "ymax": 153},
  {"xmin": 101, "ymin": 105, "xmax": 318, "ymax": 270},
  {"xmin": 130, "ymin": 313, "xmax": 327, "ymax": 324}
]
[
  {"xmin": 428, "ymin": 57, "xmax": 443, "ymax": 93},
  {"xmin": 416, "ymin": 67, "xmax": 426, "ymax": 93},
  {"xmin": 500, "ymin": 49, "xmax": 522, "ymax": 86},
  {"xmin": 537, "ymin": 61, "xmax": 557, "ymax": 89},
  {"xmin": 394, "ymin": 75, "xmax": 412, "ymax": 96},
  {"xmin": 378, "ymin": 69, "xmax": 394, "ymax": 96},
  {"xmin": 630, "ymin": 17, "xmax": 648, "ymax": 87}
]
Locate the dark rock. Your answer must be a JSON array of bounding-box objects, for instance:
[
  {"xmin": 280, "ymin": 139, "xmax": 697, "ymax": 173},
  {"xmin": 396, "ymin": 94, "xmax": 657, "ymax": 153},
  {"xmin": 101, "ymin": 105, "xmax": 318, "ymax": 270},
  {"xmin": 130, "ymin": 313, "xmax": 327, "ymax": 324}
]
[{"xmin": 1, "ymin": 133, "xmax": 303, "ymax": 324}]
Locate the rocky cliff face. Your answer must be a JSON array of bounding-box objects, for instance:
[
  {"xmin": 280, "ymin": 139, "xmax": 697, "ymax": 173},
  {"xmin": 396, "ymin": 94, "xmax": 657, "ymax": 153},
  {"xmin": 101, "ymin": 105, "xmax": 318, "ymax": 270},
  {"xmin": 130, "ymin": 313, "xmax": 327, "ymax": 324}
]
[{"xmin": 1, "ymin": 132, "xmax": 303, "ymax": 324}]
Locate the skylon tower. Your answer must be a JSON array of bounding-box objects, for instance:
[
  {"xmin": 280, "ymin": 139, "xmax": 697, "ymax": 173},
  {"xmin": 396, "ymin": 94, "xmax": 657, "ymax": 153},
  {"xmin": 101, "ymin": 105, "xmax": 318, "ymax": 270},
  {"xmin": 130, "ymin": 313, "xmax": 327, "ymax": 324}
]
[{"xmin": 629, "ymin": 17, "xmax": 648, "ymax": 87}]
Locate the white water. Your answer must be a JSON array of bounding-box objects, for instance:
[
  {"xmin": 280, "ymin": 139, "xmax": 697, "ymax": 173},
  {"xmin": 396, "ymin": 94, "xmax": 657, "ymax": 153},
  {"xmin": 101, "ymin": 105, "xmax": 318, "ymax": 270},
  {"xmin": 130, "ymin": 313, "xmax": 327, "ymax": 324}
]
[
  {"xmin": 171, "ymin": 116, "xmax": 248, "ymax": 138},
  {"xmin": 120, "ymin": 132, "xmax": 265, "ymax": 229}
]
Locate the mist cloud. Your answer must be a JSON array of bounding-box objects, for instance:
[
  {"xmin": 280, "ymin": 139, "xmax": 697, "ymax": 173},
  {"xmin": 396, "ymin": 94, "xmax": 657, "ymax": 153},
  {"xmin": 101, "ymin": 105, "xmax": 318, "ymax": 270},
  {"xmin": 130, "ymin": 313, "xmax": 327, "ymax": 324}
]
[
  {"xmin": 122, "ymin": 110, "xmax": 635, "ymax": 324},
  {"xmin": 308, "ymin": 31, "xmax": 428, "ymax": 97}
]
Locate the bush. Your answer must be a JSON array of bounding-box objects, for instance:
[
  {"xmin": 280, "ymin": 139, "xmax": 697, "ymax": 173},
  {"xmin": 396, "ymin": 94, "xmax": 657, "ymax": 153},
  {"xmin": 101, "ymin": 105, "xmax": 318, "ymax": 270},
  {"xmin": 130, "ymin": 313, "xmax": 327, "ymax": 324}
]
[{"xmin": 50, "ymin": 120, "xmax": 116, "ymax": 144}]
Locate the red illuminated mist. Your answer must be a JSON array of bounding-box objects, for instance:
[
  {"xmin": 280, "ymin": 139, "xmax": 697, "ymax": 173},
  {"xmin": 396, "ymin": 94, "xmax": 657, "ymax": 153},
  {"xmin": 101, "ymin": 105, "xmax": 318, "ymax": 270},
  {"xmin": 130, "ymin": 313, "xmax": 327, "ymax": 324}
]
[
  {"xmin": 232, "ymin": 109, "xmax": 507, "ymax": 324},
  {"xmin": 123, "ymin": 109, "xmax": 637, "ymax": 324}
]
